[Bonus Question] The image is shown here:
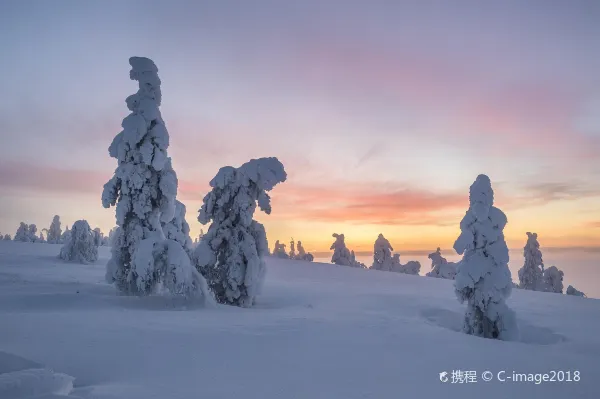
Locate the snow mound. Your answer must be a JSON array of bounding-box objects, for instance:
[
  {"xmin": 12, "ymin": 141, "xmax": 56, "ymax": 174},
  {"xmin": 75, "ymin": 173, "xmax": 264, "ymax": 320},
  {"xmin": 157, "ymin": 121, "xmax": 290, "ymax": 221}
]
[{"xmin": 0, "ymin": 368, "xmax": 75, "ymax": 398}]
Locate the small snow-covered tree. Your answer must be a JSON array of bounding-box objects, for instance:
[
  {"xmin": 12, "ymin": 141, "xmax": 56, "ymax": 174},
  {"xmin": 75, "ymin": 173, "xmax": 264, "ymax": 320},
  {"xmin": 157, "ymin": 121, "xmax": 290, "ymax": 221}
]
[
  {"xmin": 272, "ymin": 240, "xmax": 289, "ymax": 259},
  {"xmin": 518, "ymin": 232, "xmax": 544, "ymax": 290},
  {"xmin": 162, "ymin": 200, "xmax": 193, "ymax": 256},
  {"xmin": 14, "ymin": 222, "xmax": 31, "ymax": 242},
  {"xmin": 61, "ymin": 226, "xmax": 70, "ymax": 243},
  {"xmin": 101, "ymin": 57, "xmax": 210, "ymax": 300},
  {"xmin": 566, "ymin": 285, "xmax": 586, "ymax": 297},
  {"xmin": 47, "ymin": 215, "xmax": 62, "ymax": 244},
  {"xmin": 426, "ymin": 248, "xmax": 457, "ymax": 279},
  {"xmin": 107, "ymin": 227, "xmax": 118, "ymax": 247},
  {"xmin": 296, "ymin": 240, "xmax": 314, "ymax": 261},
  {"xmin": 27, "ymin": 224, "xmax": 39, "ymax": 242},
  {"xmin": 194, "ymin": 157, "xmax": 287, "ymax": 307},
  {"xmin": 38, "ymin": 232, "xmax": 46, "ymax": 242},
  {"xmin": 330, "ymin": 234, "xmax": 365, "ymax": 268},
  {"xmin": 371, "ymin": 234, "xmax": 394, "ymax": 271},
  {"xmin": 541, "ymin": 265, "xmax": 564, "ymax": 293},
  {"xmin": 453, "ymin": 174, "xmax": 518, "ymax": 341},
  {"xmin": 93, "ymin": 228, "xmax": 103, "ymax": 247},
  {"xmin": 3, "ymin": 234, "xmax": 10, "ymax": 240},
  {"xmin": 390, "ymin": 253, "xmax": 421, "ymax": 275},
  {"xmin": 289, "ymin": 238, "xmax": 296, "ymax": 259},
  {"xmin": 59, "ymin": 220, "xmax": 99, "ymax": 263}
]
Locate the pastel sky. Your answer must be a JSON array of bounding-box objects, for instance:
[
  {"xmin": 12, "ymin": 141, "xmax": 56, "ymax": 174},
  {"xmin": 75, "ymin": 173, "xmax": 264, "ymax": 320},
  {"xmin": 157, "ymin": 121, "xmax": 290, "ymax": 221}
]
[{"xmin": 1, "ymin": 0, "xmax": 599, "ymax": 253}]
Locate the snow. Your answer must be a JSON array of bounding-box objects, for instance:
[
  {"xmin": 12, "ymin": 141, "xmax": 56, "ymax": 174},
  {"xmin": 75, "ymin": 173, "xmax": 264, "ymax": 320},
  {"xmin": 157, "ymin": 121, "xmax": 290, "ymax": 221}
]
[{"xmin": 0, "ymin": 241, "xmax": 599, "ymax": 398}]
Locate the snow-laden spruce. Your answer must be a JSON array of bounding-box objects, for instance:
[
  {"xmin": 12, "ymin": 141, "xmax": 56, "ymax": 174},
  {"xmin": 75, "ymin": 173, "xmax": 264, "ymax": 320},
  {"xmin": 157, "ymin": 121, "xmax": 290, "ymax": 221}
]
[
  {"xmin": 296, "ymin": 240, "xmax": 314, "ymax": 261},
  {"xmin": 454, "ymin": 174, "xmax": 518, "ymax": 341},
  {"xmin": 61, "ymin": 226, "xmax": 70, "ymax": 243},
  {"xmin": 518, "ymin": 232, "xmax": 544, "ymax": 290},
  {"xmin": 542, "ymin": 265, "xmax": 564, "ymax": 293},
  {"xmin": 162, "ymin": 200, "xmax": 193, "ymax": 256},
  {"xmin": 566, "ymin": 285, "xmax": 586, "ymax": 297},
  {"xmin": 14, "ymin": 223, "xmax": 38, "ymax": 243},
  {"xmin": 46, "ymin": 215, "xmax": 62, "ymax": 244},
  {"xmin": 426, "ymin": 248, "xmax": 457, "ymax": 279},
  {"xmin": 272, "ymin": 240, "xmax": 289, "ymax": 259},
  {"xmin": 289, "ymin": 238, "xmax": 296, "ymax": 259},
  {"xmin": 194, "ymin": 157, "xmax": 287, "ymax": 307},
  {"xmin": 101, "ymin": 57, "xmax": 210, "ymax": 299},
  {"xmin": 3, "ymin": 234, "xmax": 10, "ymax": 240},
  {"xmin": 330, "ymin": 234, "xmax": 366, "ymax": 268},
  {"xmin": 59, "ymin": 220, "xmax": 99, "ymax": 263},
  {"xmin": 371, "ymin": 234, "xmax": 394, "ymax": 271}
]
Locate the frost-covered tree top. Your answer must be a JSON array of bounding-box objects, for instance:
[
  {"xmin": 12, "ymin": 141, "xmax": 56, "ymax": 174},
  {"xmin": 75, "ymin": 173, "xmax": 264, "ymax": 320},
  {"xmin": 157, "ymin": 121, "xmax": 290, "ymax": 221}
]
[
  {"xmin": 59, "ymin": 220, "xmax": 98, "ymax": 264},
  {"xmin": 295, "ymin": 240, "xmax": 314, "ymax": 261},
  {"xmin": 518, "ymin": 232, "xmax": 544, "ymax": 290},
  {"xmin": 372, "ymin": 234, "xmax": 394, "ymax": 271},
  {"xmin": 453, "ymin": 174, "xmax": 517, "ymax": 341},
  {"xmin": 195, "ymin": 157, "xmax": 287, "ymax": 307}
]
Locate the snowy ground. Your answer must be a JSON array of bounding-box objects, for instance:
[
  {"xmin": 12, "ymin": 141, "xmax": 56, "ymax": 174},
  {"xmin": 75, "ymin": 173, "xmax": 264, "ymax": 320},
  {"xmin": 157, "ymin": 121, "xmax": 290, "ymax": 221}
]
[{"xmin": 1, "ymin": 241, "xmax": 598, "ymax": 398}]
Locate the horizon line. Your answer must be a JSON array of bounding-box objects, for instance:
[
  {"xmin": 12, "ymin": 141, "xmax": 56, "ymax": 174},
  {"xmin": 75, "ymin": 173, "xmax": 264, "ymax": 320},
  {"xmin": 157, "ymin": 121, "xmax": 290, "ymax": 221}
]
[{"xmin": 308, "ymin": 246, "xmax": 600, "ymax": 257}]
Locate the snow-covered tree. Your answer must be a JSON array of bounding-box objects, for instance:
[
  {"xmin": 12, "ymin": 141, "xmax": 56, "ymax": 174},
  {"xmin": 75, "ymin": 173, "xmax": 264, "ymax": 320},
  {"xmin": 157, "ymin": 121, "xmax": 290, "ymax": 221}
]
[
  {"xmin": 93, "ymin": 228, "xmax": 103, "ymax": 247},
  {"xmin": 193, "ymin": 229, "xmax": 205, "ymax": 245},
  {"xmin": 390, "ymin": 254, "xmax": 421, "ymax": 275},
  {"xmin": 107, "ymin": 227, "xmax": 118, "ymax": 247},
  {"xmin": 518, "ymin": 232, "xmax": 544, "ymax": 290},
  {"xmin": 426, "ymin": 248, "xmax": 457, "ymax": 279},
  {"xmin": 371, "ymin": 234, "xmax": 394, "ymax": 271},
  {"xmin": 453, "ymin": 174, "xmax": 518, "ymax": 341},
  {"xmin": 3, "ymin": 234, "xmax": 10, "ymax": 240},
  {"xmin": 61, "ymin": 226, "xmax": 70, "ymax": 243},
  {"xmin": 541, "ymin": 266, "xmax": 564, "ymax": 293},
  {"xmin": 59, "ymin": 220, "xmax": 99, "ymax": 264},
  {"xmin": 14, "ymin": 222, "xmax": 37, "ymax": 242},
  {"xmin": 289, "ymin": 238, "xmax": 296, "ymax": 259},
  {"xmin": 46, "ymin": 215, "xmax": 62, "ymax": 244},
  {"xmin": 566, "ymin": 285, "xmax": 586, "ymax": 297},
  {"xmin": 162, "ymin": 200, "xmax": 193, "ymax": 256},
  {"xmin": 28, "ymin": 224, "xmax": 39, "ymax": 242},
  {"xmin": 272, "ymin": 240, "xmax": 289, "ymax": 259},
  {"xmin": 101, "ymin": 57, "xmax": 210, "ymax": 300},
  {"xmin": 330, "ymin": 234, "xmax": 365, "ymax": 268},
  {"xmin": 194, "ymin": 157, "xmax": 287, "ymax": 307},
  {"xmin": 296, "ymin": 240, "xmax": 314, "ymax": 261},
  {"xmin": 38, "ymin": 232, "xmax": 46, "ymax": 242}
]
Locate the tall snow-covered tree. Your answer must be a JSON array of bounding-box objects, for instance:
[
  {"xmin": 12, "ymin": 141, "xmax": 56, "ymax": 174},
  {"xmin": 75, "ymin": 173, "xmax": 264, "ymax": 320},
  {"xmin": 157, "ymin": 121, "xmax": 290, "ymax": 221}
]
[
  {"xmin": 272, "ymin": 240, "xmax": 289, "ymax": 259},
  {"xmin": 425, "ymin": 248, "xmax": 457, "ymax": 279},
  {"xmin": 454, "ymin": 174, "xmax": 518, "ymax": 341},
  {"xmin": 566, "ymin": 285, "xmax": 585, "ymax": 297},
  {"xmin": 47, "ymin": 215, "xmax": 62, "ymax": 244},
  {"xmin": 194, "ymin": 157, "xmax": 287, "ymax": 307},
  {"xmin": 93, "ymin": 228, "xmax": 103, "ymax": 247},
  {"xmin": 296, "ymin": 240, "xmax": 314, "ymax": 261},
  {"xmin": 101, "ymin": 57, "xmax": 210, "ymax": 299},
  {"xmin": 542, "ymin": 266, "xmax": 564, "ymax": 293},
  {"xmin": 518, "ymin": 232, "xmax": 544, "ymax": 290},
  {"xmin": 330, "ymin": 234, "xmax": 365, "ymax": 268},
  {"xmin": 59, "ymin": 220, "xmax": 99, "ymax": 264},
  {"xmin": 371, "ymin": 234, "xmax": 394, "ymax": 271},
  {"xmin": 162, "ymin": 200, "xmax": 193, "ymax": 256}
]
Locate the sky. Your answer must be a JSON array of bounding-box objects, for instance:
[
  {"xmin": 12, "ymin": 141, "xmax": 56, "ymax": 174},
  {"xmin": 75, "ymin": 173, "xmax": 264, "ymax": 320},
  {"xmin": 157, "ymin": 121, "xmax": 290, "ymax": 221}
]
[{"xmin": 0, "ymin": 0, "xmax": 599, "ymax": 254}]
